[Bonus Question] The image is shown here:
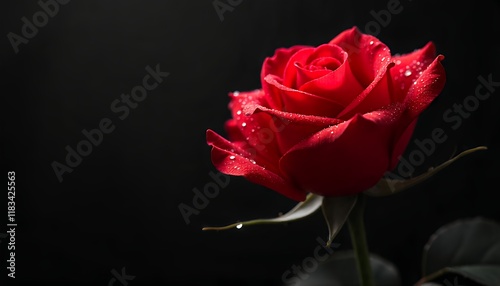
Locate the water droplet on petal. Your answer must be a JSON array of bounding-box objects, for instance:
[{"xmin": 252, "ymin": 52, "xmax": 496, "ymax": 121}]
[
  {"xmin": 236, "ymin": 110, "xmax": 242, "ymax": 115},
  {"xmin": 241, "ymin": 122, "xmax": 247, "ymax": 127},
  {"xmin": 369, "ymin": 40, "xmax": 374, "ymax": 45},
  {"xmin": 250, "ymin": 159, "xmax": 256, "ymax": 164},
  {"xmin": 229, "ymin": 155, "xmax": 236, "ymax": 160},
  {"xmin": 404, "ymin": 70, "xmax": 412, "ymax": 77},
  {"xmin": 395, "ymin": 60, "xmax": 401, "ymax": 65}
]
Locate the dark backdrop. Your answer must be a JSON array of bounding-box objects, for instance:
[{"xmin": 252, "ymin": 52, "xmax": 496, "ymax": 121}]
[{"xmin": 2, "ymin": 0, "xmax": 500, "ymax": 285}]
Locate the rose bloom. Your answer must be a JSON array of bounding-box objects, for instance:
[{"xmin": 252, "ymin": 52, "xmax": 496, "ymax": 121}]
[{"xmin": 206, "ymin": 27, "xmax": 446, "ymax": 201}]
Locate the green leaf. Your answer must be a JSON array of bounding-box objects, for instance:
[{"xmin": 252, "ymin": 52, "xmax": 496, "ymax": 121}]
[
  {"xmin": 301, "ymin": 250, "xmax": 401, "ymax": 286},
  {"xmin": 202, "ymin": 193, "xmax": 323, "ymax": 231},
  {"xmin": 418, "ymin": 217, "xmax": 500, "ymax": 286},
  {"xmin": 321, "ymin": 195, "xmax": 358, "ymax": 247},
  {"xmin": 364, "ymin": 146, "xmax": 487, "ymax": 197}
]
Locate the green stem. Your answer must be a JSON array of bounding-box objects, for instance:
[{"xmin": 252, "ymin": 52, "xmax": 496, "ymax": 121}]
[{"xmin": 347, "ymin": 194, "xmax": 374, "ymax": 286}]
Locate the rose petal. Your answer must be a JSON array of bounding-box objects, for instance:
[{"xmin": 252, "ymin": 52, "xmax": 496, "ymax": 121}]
[
  {"xmin": 245, "ymin": 101, "xmax": 344, "ymax": 153},
  {"xmin": 388, "ymin": 55, "xmax": 446, "ymax": 168},
  {"xmin": 206, "ymin": 129, "xmax": 307, "ymax": 201},
  {"xmin": 391, "ymin": 42, "xmax": 437, "ymax": 102},
  {"xmin": 337, "ymin": 62, "xmax": 395, "ymax": 119},
  {"xmin": 294, "ymin": 61, "xmax": 332, "ymax": 88},
  {"xmin": 283, "ymin": 47, "xmax": 316, "ymax": 88},
  {"xmin": 402, "ymin": 55, "xmax": 446, "ymax": 120},
  {"xmin": 299, "ymin": 47, "xmax": 364, "ymax": 106},
  {"xmin": 227, "ymin": 89, "xmax": 282, "ymax": 162},
  {"xmin": 264, "ymin": 75, "xmax": 345, "ymax": 117},
  {"xmin": 330, "ymin": 27, "xmax": 391, "ymax": 88},
  {"xmin": 280, "ymin": 108, "xmax": 403, "ymax": 197},
  {"xmin": 261, "ymin": 45, "xmax": 311, "ymax": 109},
  {"xmin": 389, "ymin": 118, "xmax": 418, "ymax": 170}
]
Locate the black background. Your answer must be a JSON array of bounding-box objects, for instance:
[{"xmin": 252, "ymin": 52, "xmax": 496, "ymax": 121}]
[{"xmin": 2, "ymin": 0, "xmax": 500, "ymax": 285}]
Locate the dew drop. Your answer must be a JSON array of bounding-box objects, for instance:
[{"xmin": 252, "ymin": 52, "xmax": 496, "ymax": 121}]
[
  {"xmin": 229, "ymin": 155, "xmax": 236, "ymax": 160},
  {"xmin": 236, "ymin": 224, "xmax": 243, "ymax": 229},
  {"xmin": 241, "ymin": 122, "xmax": 247, "ymax": 127},
  {"xmin": 381, "ymin": 57, "xmax": 386, "ymax": 62},
  {"xmin": 395, "ymin": 60, "xmax": 401, "ymax": 65},
  {"xmin": 233, "ymin": 91, "xmax": 240, "ymax": 97},
  {"xmin": 369, "ymin": 40, "xmax": 374, "ymax": 45},
  {"xmin": 236, "ymin": 110, "xmax": 242, "ymax": 115},
  {"xmin": 249, "ymin": 159, "xmax": 256, "ymax": 164},
  {"xmin": 404, "ymin": 70, "xmax": 412, "ymax": 77}
]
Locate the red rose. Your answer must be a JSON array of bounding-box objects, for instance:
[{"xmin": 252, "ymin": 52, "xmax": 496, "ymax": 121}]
[{"xmin": 206, "ymin": 27, "xmax": 446, "ymax": 201}]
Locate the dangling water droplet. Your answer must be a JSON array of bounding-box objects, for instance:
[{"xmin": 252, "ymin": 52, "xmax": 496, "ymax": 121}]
[
  {"xmin": 229, "ymin": 155, "xmax": 236, "ymax": 160},
  {"xmin": 236, "ymin": 224, "xmax": 243, "ymax": 229},
  {"xmin": 404, "ymin": 70, "xmax": 412, "ymax": 77},
  {"xmin": 233, "ymin": 91, "xmax": 240, "ymax": 97},
  {"xmin": 241, "ymin": 122, "xmax": 247, "ymax": 127}
]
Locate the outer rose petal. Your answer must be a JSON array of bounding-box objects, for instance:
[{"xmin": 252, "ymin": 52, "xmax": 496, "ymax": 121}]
[
  {"xmin": 402, "ymin": 55, "xmax": 446, "ymax": 120},
  {"xmin": 280, "ymin": 107, "xmax": 403, "ymax": 197},
  {"xmin": 391, "ymin": 42, "xmax": 437, "ymax": 102},
  {"xmin": 206, "ymin": 130, "xmax": 307, "ymax": 201},
  {"xmin": 388, "ymin": 55, "xmax": 446, "ymax": 167},
  {"xmin": 388, "ymin": 119, "xmax": 417, "ymax": 170},
  {"xmin": 227, "ymin": 90, "xmax": 282, "ymax": 165}
]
